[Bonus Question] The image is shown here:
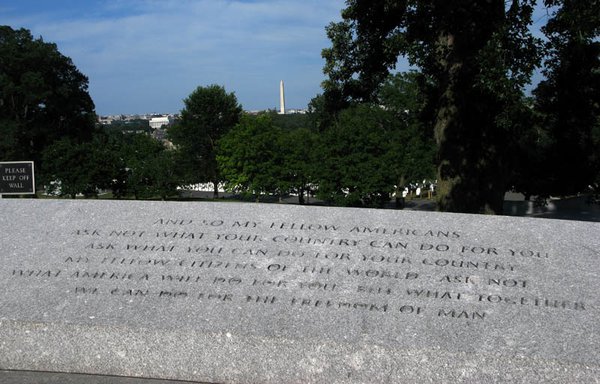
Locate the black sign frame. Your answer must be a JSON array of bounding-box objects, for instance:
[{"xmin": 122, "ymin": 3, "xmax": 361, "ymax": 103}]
[{"xmin": 0, "ymin": 161, "xmax": 35, "ymax": 195}]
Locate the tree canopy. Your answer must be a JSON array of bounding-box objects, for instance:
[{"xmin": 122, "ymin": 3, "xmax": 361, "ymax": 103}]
[
  {"xmin": 321, "ymin": 1, "xmax": 541, "ymax": 213},
  {"xmin": 42, "ymin": 137, "xmax": 110, "ymax": 198},
  {"xmin": 41, "ymin": 130, "xmax": 180, "ymax": 200},
  {"xmin": 314, "ymin": 102, "xmax": 434, "ymax": 207},
  {"xmin": 218, "ymin": 114, "xmax": 285, "ymax": 198},
  {"xmin": 0, "ymin": 26, "xmax": 96, "ymax": 173},
  {"xmin": 532, "ymin": 0, "xmax": 600, "ymax": 196},
  {"xmin": 168, "ymin": 85, "xmax": 242, "ymax": 197},
  {"xmin": 218, "ymin": 114, "xmax": 319, "ymax": 204}
]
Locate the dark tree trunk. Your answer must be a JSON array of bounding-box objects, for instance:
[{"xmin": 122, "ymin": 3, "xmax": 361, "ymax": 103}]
[{"xmin": 212, "ymin": 180, "xmax": 219, "ymax": 199}]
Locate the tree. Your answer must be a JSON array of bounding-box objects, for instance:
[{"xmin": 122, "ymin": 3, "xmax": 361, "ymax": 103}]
[
  {"xmin": 67, "ymin": 130, "xmax": 161, "ymax": 200},
  {"xmin": 321, "ymin": 1, "xmax": 541, "ymax": 213},
  {"xmin": 118, "ymin": 133, "xmax": 171, "ymax": 200},
  {"xmin": 168, "ymin": 85, "xmax": 242, "ymax": 197},
  {"xmin": 95, "ymin": 130, "xmax": 129, "ymax": 199},
  {"xmin": 278, "ymin": 127, "xmax": 319, "ymax": 204},
  {"xmin": 0, "ymin": 26, "xmax": 96, "ymax": 174},
  {"xmin": 377, "ymin": 72, "xmax": 436, "ymax": 197},
  {"xmin": 41, "ymin": 136, "xmax": 114, "ymax": 198},
  {"xmin": 315, "ymin": 104, "xmax": 429, "ymax": 208},
  {"xmin": 144, "ymin": 149, "xmax": 181, "ymax": 200},
  {"xmin": 270, "ymin": 112, "xmax": 309, "ymax": 131},
  {"xmin": 503, "ymin": 97, "xmax": 547, "ymax": 200},
  {"xmin": 377, "ymin": 72, "xmax": 423, "ymax": 117},
  {"xmin": 218, "ymin": 114, "xmax": 320, "ymax": 204},
  {"xmin": 532, "ymin": 0, "xmax": 600, "ymax": 196},
  {"xmin": 218, "ymin": 114, "xmax": 285, "ymax": 199},
  {"xmin": 42, "ymin": 130, "xmax": 181, "ymax": 200}
]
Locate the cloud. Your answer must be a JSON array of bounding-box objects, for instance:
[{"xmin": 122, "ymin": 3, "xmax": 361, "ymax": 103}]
[
  {"xmin": 10, "ymin": 1, "xmax": 550, "ymax": 114},
  {"xmin": 4, "ymin": 0, "xmax": 345, "ymax": 114}
]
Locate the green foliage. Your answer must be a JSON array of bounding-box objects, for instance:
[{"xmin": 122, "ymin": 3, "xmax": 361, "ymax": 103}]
[
  {"xmin": 118, "ymin": 134, "xmax": 164, "ymax": 199},
  {"xmin": 103, "ymin": 119, "xmax": 151, "ymax": 134},
  {"xmin": 41, "ymin": 136, "xmax": 113, "ymax": 198},
  {"xmin": 150, "ymin": 150, "xmax": 181, "ymax": 200},
  {"xmin": 269, "ymin": 112, "xmax": 309, "ymax": 131},
  {"xmin": 321, "ymin": 1, "xmax": 405, "ymax": 109},
  {"xmin": 378, "ymin": 72, "xmax": 422, "ymax": 116},
  {"xmin": 307, "ymin": 94, "xmax": 336, "ymax": 132},
  {"xmin": 0, "ymin": 120, "xmax": 19, "ymax": 160},
  {"xmin": 0, "ymin": 26, "xmax": 96, "ymax": 174},
  {"xmin": 378, "ymin": 72, "xmax": 436, "ymax": 190},
  {"xmin": 502, "ymin": 98, "xmax": 547, "ymax": 198},
  {"xmin": 218, "ymin": 115, "xmax": 320, "ymax": 203},
  {"xmin": 168, "ymin": 85, "xmax": 242, "ymax": 196},
  {"xmin": 42, "ymin": 130, "xmax": 181, "ymax": 200},
  {"xmin": 218, "ymin": 114, "xmax": 285, "ymax": 197},
  {"xmin": 321, "ymin": 1, "xmax": 542, "ymax": 213},
  {"xmin": 278, "ymin": 127, "xmax": 319, "ymax": 204},
  {"xmin": 113, "ymin": 133, "xmax": 181, "ymax": 200},
  {"xmin": 531, "ymin": 0, "xmax": 600, "ymax": 196},
  {"xmin": 315, "ymin": 104, "xmax": 434, "ymax": 208}
]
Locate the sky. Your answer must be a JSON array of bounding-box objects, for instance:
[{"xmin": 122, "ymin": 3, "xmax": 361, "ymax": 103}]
[
  {"xmin": 2, "ymin": 1, "xmax": 552, "ymax": 116},
  {"xmin": 2, "ymin": 0, "xmax": 346, "ymax": 115}
]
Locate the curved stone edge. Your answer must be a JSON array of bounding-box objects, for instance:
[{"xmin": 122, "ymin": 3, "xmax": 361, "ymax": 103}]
[{"xmin": 1, "ymin": 320, "xmax": 599, "ymax": 384}]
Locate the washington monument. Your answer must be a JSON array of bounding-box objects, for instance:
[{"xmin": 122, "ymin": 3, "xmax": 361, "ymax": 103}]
[{"xmin": 279, "ymin": 80, "xmax": 285, "ymax": 115}]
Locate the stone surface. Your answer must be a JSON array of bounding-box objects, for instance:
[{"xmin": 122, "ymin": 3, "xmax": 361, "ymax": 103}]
[
  {"xmin": 0, "ymin": 370, "xmax": 205, "ymax": 384},
  {"xmin": 0, "ymin": 199, "xmax": 598, "ymax": 383}
]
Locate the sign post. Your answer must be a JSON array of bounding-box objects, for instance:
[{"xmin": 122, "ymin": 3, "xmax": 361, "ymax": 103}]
[{"xmin": 0, "ymin": 161, "xmax": 36, "ymax": 197}]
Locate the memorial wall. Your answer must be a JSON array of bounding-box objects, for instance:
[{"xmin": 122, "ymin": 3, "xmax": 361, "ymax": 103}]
[{"xmin": 0, "ymin": 200, "xmax": 598, "ymax": 383}]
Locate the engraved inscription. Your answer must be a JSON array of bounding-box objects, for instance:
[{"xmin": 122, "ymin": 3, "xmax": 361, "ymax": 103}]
[{"xmin": 6, "ymin": 213, "xmax": 592, "ymax": 327}]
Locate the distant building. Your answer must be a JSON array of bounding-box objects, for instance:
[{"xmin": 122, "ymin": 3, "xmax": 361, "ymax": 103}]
[
  {"xmin": 98, "ymin": 116, "xmax": 118, "ymax": 125},
  {"xmin": 285, "ymin": 109, "xmax": 308, "ymax": 115},
  {"xmin": 149, "ymin": 116, "xmax": 174, "ymax": 129}
]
